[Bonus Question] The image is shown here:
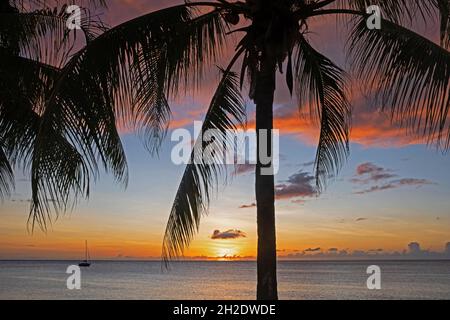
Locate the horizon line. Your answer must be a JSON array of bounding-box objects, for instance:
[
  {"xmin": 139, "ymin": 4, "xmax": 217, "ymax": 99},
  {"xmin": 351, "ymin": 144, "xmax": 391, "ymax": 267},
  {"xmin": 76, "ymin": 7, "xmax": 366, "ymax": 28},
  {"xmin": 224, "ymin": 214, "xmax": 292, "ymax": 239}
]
[{"xmin": 1, "ymin": 258, "xmax": 449, "ymax": 262}]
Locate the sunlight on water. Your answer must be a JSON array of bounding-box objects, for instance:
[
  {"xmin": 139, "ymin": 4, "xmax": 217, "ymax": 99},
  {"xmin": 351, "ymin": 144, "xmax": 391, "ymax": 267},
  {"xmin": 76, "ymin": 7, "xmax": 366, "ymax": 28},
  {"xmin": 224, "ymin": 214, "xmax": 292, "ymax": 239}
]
[{"xmin": 0, "ymin": 261, "xmax": 449, "ymax": 300}]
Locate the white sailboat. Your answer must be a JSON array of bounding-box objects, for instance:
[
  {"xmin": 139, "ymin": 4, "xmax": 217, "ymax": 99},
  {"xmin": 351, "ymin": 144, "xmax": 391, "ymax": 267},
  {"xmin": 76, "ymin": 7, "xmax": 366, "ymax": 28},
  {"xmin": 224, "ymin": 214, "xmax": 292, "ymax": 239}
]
[{"xmin": 78, "ymin": 240, "xmax": 91, "ymax": 267}]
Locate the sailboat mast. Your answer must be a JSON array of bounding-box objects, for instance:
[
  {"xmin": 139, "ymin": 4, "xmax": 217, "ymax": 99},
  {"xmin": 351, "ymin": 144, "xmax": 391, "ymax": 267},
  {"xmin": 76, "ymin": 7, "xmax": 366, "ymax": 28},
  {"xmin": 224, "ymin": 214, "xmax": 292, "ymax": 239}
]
[{"xmin": 85, "ymin": 240, "xmax": 88, "ymax": 261}]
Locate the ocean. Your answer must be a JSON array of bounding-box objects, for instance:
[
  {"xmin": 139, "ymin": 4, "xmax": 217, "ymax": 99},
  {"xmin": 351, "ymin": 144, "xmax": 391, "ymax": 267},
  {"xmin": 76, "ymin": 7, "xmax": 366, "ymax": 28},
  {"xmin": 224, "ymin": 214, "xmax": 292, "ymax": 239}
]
[{"xmin": 0, "ymin": 260, "xmax": 449, "ymax": 300}]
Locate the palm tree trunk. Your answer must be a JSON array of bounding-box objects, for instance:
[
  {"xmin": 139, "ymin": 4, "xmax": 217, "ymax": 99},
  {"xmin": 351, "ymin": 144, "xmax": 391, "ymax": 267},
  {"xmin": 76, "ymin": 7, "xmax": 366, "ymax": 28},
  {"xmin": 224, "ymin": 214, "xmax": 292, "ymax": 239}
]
[{"xmin": 254, "ymin": 56, "xmax": 278, "ymax": 300}]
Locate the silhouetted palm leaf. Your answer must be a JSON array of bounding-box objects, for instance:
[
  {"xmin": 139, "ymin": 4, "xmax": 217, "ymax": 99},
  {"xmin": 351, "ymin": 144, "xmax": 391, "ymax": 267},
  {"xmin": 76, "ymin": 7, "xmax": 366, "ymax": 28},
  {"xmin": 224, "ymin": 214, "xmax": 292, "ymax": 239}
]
[
  {"xmin": 9, "ymin": 0, "xmax": 107, "ymax": 7},
  {"xmin": 0, "ymin": 144, "xmax": 13, "ymax": 199},
  {"xmin": 0, "ymin": 50, "xmax": 58, "ymax": 164},
  {"xmin": 27, "ymin": 5, "xmax": 229, "ymax": 228},
  {"xmin": 28, "ymin": 56, "xmax": 128, "ymax": 227},
  {"xmin": 349, "ymin": 16, "xmax": 450, "ymax": 149},
  {"xmin": 337, "ymin": 0, "xmax": 434, "ymax": 23},
  {"xmin": 162, "ymin": 68, "xmax": 246, "ymax": 263},
  {"xmin": 336, "ymin": 1, "xmax": 449, "ymax": 47},
  {"xmin": 436, "ymin": 0, "xmax": 450, "ymax": 49},
  {"xmin": 295, "ymin": 35, "xmax": 350, "ymax": 191},
  {"xmin": 0, "ymin": 5, "xmax": 105, "ymax": 66}
]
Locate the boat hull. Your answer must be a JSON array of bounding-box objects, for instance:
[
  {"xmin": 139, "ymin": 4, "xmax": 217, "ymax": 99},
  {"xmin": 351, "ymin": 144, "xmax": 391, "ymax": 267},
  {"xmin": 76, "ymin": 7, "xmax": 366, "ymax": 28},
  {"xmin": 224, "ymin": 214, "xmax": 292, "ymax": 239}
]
[{"xmin": 78, "ymin": 262, "xmax": 90, "ymax": 267}]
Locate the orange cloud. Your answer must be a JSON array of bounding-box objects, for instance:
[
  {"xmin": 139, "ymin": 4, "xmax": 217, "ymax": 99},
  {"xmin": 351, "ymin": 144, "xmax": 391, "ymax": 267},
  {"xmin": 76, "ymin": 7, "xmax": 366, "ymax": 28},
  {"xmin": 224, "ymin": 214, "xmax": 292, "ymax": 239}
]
[{"xmin": 241, "ymin": 102, "xmax": 434, "ymax": 148}]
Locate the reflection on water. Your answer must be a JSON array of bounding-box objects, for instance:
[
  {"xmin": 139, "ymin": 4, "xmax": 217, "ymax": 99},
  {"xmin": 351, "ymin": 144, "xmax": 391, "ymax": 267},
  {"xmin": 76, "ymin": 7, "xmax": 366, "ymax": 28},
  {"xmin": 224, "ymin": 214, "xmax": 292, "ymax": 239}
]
[{"xmin": 0, "ymin": 260, "xmax": 449, "ymax": 300}]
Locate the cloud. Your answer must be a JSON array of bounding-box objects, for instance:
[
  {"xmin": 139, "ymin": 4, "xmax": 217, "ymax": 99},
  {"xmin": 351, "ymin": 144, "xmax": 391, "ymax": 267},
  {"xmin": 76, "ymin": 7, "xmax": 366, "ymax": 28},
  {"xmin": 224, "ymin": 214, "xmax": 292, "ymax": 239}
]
[
  {"xmin": 211, "ymin": 229, "xmax": 246, "ymax": 240},
  {"xmin": 243, "ymin": 101, "xmax": 434, "ymax": 149},
  {"xmin": 354, "ymin": 178, "xmax": 435, "ymax": 195},
  {"xmin": 279, "ymin": 242, "xmax": 450, "ymax": 260},
  {"xmin": 408, "ymin": 242, "xmax": 421, "ymax": 254},
  {"xmin": 351, "ymin": 163, "xmax": 436, "ymax": 195},
  {"xmin": 395, "ymin": 178, "xmax": 435, "ymax": 187},
  {"xmin": 304, "ymin": 247, "xmax": 321, "ymax": 252},
  {"xmin": 184, "ymin": 254, "xmax": 255, "ymax": 261},
  {"xmin": 356, "ymin": 163, "xmax": 384, "ymax": 176},
  {"xmin": 275, "ymin": 171, "xmax": 317, "ymax": 201},
  {"xmin": 239, "ymin": 203, "xmax": 256, "ymax": 209},
  {"xmin": 351, "ymin": 162, "xmax": 397, "ymax": 184},
  {"xmin": 355, "ymin": 217, "xmax": 368, "ymax": 222},
  {"xmin": 354, "ymin": 184, "xmax": 396, "ymax": 194},
  {"xmin": 116, "ymin": 253, "xmax": 142, "ymax": 259}
]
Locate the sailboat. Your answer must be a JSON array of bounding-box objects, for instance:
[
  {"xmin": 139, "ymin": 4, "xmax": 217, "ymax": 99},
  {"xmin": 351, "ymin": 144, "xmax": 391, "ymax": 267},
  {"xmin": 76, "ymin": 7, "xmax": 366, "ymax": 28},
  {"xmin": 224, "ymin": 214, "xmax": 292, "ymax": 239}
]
[{"xmin": 78, "ymin": 240, "xmax": 91, "ymax": 267}]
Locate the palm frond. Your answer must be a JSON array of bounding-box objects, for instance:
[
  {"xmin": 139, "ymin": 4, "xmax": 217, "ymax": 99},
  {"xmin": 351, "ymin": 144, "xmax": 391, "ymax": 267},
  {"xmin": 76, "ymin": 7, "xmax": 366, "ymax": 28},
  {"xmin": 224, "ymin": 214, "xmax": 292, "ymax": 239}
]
[
  {"xmin": 336, "ymin": 0, "xmax": 435, "ymax": 24},
  {"xmin": 337, "ymin": 0, "xmax": 450, "ymax": 47},
  {"xmin": 30, "ymin": 127, "xmax": 90, "ymax": 230},
  {"xmin": 436, "ymin": 0, "xmax": 450, "ymax": 49},
  {"xmin": 28, "ymin": 54, "xmax": 129, "ymax": 228},
  {"xmin": 0, "ymin": 144, "xmax": 14, "ymax": 199},
  {"xmin": 1, "ymin": 2, "xmax": 107, "ymax": 66},
  {"xmin": 0, "ymin": 49, "xmax": 58, "ymax": 166},
  {"xmin": 162, "ymin": 68, "xmax": 246, "ymax": 263},
  {"xmin": 295, "ymin": 35, "xmax": 351, "ymax": 191},
  {"xmin": 9, "ymin": 0, "xmax": 107, "ymax": 11},
  {"xmin": 0, "ymin": 51, "xmax": 92, "ymax": 222},
  {"xmin": 349, "ymin": 16, "xmax": 450, "ymax": 149},
  {"xmin": 55, "ymin": 5, "xmax": 228, "ymax": 152},
  {"xmin": 27, "ymin": 5, "xmax": 229, "ymax": 229},
  {"xmin": 0, "ymin": 49, "xmax": 105, "ymax": 226},
  {"xmin": 0, "ymin": 9, "xmax": 66, "ymax": 64}
]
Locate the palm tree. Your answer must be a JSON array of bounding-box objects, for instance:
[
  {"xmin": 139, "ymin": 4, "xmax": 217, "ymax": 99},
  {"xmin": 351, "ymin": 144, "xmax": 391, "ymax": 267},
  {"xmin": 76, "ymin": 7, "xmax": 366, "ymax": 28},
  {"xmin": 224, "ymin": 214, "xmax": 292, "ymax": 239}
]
[
  {"xmin": 0, "ymin": 0, "xmax": 127, "ymax": 230},
  {"xmin": 1, "ymin": 0, "xmax": 449, "ymax": 300}
]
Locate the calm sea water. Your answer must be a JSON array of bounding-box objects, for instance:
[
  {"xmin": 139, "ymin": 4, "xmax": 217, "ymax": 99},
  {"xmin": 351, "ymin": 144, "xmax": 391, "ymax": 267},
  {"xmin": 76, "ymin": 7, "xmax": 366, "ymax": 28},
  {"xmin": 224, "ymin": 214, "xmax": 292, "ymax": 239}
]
[{"xmin": 0, "ymin": 260, "xmax": 449, "ymax": 300}]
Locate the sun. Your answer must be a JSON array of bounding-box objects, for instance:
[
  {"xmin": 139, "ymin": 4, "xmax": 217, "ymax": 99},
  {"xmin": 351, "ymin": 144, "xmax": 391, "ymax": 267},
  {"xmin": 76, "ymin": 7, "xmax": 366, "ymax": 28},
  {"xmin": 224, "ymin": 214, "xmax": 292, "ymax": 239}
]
[{"xmin": 215, "ymin": 247, "xmax": 238, "ymax": 260}]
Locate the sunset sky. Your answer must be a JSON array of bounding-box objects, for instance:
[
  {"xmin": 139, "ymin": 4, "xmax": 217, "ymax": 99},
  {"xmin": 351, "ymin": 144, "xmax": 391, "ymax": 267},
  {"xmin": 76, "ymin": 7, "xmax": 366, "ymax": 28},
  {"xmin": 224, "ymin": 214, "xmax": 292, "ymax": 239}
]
[{"xmin": 0, "ymin": 0, "xmax": 449, "ymax": 260}]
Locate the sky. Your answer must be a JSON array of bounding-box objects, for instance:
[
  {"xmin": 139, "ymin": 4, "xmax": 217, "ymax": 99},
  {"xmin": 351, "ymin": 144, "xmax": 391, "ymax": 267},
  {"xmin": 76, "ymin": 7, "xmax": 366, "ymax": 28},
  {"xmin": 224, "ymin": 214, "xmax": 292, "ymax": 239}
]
[{"xmin": 0, "ymin": 0, "xmax": 449, "ymax": 260}]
